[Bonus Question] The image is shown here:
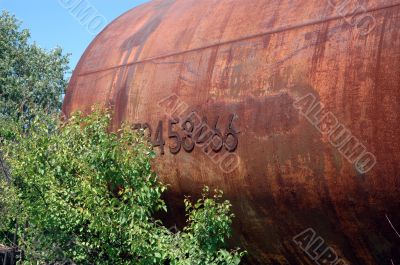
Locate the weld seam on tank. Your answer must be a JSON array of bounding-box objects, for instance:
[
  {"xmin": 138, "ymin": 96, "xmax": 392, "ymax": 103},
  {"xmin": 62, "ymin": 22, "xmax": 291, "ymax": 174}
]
[{"xmin": 77, "ymin": 1, "xmax": 400, "ymax": 78}]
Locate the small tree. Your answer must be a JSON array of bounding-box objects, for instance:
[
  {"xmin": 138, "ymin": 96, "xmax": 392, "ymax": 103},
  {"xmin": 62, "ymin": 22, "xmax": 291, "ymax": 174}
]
[
  {"xmin": 2, "ymin": 109, "xmax": 245, "ymax": 264},
  {"xmin": 0, "ymin": 10, "xmax": 70, "ymax": 251},
  {"xmin": 0, "ymin": 11, "xmax": 69, "ymax": 121}
]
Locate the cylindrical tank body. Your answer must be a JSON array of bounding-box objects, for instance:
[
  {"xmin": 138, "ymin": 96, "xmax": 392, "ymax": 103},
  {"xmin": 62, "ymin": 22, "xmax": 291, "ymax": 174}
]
[{"xmin": 62, "ymin": 0, "xmax": 400, "ymax": 264}]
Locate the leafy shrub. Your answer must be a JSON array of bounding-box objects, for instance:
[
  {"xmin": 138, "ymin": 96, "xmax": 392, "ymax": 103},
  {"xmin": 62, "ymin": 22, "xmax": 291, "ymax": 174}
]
[{"xmin": 2, "ymin": 109, "xmax": 245, "ymax": 264}]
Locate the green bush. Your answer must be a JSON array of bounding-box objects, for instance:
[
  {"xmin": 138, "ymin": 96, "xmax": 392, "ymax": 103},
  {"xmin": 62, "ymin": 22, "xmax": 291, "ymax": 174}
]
[{"xmin": 1, "ymin": 109, "xmax": 245, "ymax": 264}]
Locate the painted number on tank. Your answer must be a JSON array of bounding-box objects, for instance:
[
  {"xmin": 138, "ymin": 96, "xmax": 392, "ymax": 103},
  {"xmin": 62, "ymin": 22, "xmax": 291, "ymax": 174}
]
[{"xmin": 133, "ymin": 113, "xmax": 239, "ymax": 155}]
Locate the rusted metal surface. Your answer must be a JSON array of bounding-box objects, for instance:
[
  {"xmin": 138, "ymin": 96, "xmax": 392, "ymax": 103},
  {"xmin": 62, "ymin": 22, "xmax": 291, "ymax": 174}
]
[{"xmin": 62, "ymin": 0, "xmax": 400, "ymax": 264}]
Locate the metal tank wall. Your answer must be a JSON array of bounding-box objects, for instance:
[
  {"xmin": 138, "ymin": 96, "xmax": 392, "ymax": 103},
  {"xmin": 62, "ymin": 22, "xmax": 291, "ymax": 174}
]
[{"xmin": 62, "ymin": 0, "xmax": 400, "ymax": 264}]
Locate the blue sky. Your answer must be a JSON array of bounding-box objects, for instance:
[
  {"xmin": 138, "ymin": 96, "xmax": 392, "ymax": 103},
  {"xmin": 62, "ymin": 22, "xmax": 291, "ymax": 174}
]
[{"xmin": 1, "ymin": 0, "xmax": 149, "ymax": 73}]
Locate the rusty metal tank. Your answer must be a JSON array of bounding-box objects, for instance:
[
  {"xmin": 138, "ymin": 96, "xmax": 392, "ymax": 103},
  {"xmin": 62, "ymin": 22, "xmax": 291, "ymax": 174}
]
[{"xmin": 62, "ymin": 0, "xmax": 400, "ymax": 264}]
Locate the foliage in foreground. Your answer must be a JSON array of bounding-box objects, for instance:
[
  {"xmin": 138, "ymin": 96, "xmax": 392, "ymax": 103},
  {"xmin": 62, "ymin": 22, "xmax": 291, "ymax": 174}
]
[{"xmin": 1, "ymin": 110, "xmax": 245, "ymax": 264}]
